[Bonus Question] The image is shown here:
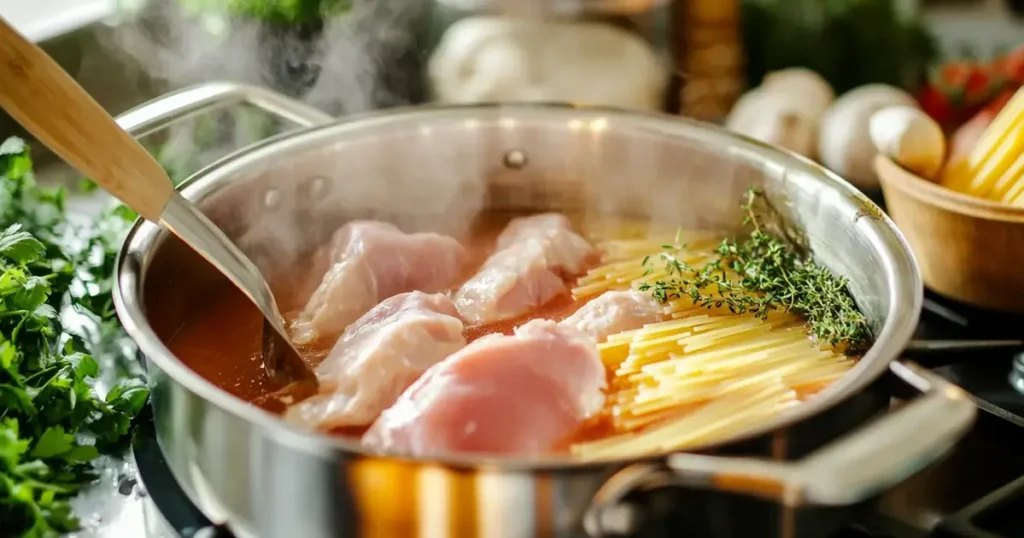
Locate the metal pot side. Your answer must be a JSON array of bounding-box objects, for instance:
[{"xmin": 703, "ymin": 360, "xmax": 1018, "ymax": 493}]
[{"xmin": 112, "ymin": 83, "xmax": 972, "ymax": 538}]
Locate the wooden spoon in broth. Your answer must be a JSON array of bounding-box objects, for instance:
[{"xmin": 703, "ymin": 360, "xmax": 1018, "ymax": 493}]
[{"xmin": 0, "ymin": 17, "xmax": 318, "ymax": 392}]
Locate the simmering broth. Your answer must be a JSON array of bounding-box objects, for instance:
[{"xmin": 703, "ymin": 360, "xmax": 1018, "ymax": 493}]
[
  {"xmin": 167, "ymin": 212, "xmax": 599, "ymax": 431},
  {"xmin": 167, "ymin": 210, "xmax": 858, "ymax": 459}
]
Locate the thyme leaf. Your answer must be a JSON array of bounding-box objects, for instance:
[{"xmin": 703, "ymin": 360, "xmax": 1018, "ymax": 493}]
[{"xmin": 638, "ymin": 187, "xmax": 870, "ymax": 354}]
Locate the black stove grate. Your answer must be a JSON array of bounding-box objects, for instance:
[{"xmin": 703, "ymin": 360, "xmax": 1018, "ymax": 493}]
[
  {"xmin": 933, "ymin": 474, "xmax": 1024, "ymax": 538},
  {"xmin": 916, "ymin": 291, "xmax": 1024, "ymax": 428},
  {"xmin": 132, "ymin": 411, "xmax": 228, "ymax": 538}
]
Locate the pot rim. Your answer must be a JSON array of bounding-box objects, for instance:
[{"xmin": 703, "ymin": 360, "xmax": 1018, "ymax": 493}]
[{"xmin": 113, "ymin": 101, "xmax": 923, "ymax": 470}]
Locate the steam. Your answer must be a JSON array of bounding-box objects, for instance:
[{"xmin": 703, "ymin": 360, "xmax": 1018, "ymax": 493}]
[
  {"xmin": 93, "ymin": 1, "xmax": 755, "ymax": 300},
  {"xmin": 97, "ymin": 0, "xmax": 493, "ymax": 284},
  {"xmin": 94, "ymin": 0, "xmax": 454, "ymax": 279},
  {"xmin": 105, "ymin": 0, "xmax": 427, "ymax": 115}
]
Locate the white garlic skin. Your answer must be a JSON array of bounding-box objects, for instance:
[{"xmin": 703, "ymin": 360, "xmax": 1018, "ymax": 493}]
[
  {"xmin": 869, "ymin": 105, "xmax": 947, "ymax": 181},
  {"xmin": 818, "ymin": 84, "xmax": 919, "ymax": 190},
  {"xmin": 427, "ymin": 17, "xmax": 667, "ymax": 111},
  {"xmin": 725, "ymin": 68, "xmax": 835, "ymax": 159},
  {"xmin": 725, "ymin": 89, "xmax": 819, "ymax": 158},
  {"xmin": 761, "ymin": 67, "xmax": 835, "ymax": 117}
]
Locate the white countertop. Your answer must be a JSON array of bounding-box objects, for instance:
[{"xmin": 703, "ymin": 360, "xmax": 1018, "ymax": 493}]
[{"xmin": 1, "ymin": 0, "xmax": 116, "ymax": 42}]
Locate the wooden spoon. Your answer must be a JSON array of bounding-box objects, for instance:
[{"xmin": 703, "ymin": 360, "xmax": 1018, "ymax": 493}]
[{"xmin": 0, "ymin": 16, "xmax": 317, "ymax": 390}]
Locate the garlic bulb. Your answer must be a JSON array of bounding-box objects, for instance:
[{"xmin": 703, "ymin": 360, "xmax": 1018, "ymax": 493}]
[
  {"xmin": 818, "ymin": 84, "xmax": 918, "ymax": 190},
  {"xmin": 725, "ymin": 88, "xmax": 819, "ymax": 158},
  {"xmin": 761, "ymin": 67, "xmax": 835, "ymax": 117},
  {"xmin": 724, "ymin": 68, "xmax": 834, "ymax": 159},
  {"xmin": 869, "ymin": 106, "xmax": 946, "ymax": 181},
  {"xmin": 427, "ymin": 17, "xmax": 668, "ymax": 111}
]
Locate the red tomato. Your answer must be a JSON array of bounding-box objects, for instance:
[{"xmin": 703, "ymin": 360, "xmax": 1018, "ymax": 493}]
[
  {"xmin": 918, "ymin": 84, "xmax": 957, "ymax": 127},
  {"xmin": 962, "ymin": 65, "xmax": 996, "ymax": 106},
  {"xmin": 1002, "ymin": 45, "xmax": 1024, "ymax": 83},
  {"xmin": 933, "ymin": 62, "xmax": 974, "ymax": 90}
]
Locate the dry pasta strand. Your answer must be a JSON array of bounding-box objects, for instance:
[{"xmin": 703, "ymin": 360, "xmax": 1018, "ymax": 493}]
[{"xmin": 572, "ymin": 232, "xmax": 858, "ymax": 460}]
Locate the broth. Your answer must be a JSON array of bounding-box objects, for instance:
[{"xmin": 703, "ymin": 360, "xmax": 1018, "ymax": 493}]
[
  {"xmin": 167, "ymin": 212, "xmax": 596, "ymax": 433},
  {"xmin": 168, "ymin": 285, "xmax": 267, "ymax": 403},
  {"xmin": 167, "ymin": 211, "xmax": 858, "ymax": 459}
]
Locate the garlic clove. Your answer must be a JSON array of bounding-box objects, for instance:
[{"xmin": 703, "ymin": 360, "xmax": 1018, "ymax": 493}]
[
  {"xmin": 427, "ymin": 16, "xmax": 666, "ymax": 110},
  {"xmin": 725, "ymin": 89, "xmax": 818, "ymax": 158},
  {"xmin": 869, "ymin": 105, "xmax": 947, "ymax": 182},
  {"xmin": 818, "ymin": 84, "xmax": 918, "ymax": 190},
  {"xmin": 761, "ymin": 67, "xmax": 835, "ymax": 117}
]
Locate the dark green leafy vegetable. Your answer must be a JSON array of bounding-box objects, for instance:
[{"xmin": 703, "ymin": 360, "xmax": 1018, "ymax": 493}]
[
  {"xmin": 178, "ymin": 0, "xmax": 353, "ymax": 23},
  {"xmin": 638, "ymin": 187, "xmax": 870, "ymax": 354},
  {"xmin": 0, "ymin": 137, "xmax": 148, "ymax": 537},
  {"xmin": 742, "ymin": 0, "xmax": 937, "ymax": 94}
]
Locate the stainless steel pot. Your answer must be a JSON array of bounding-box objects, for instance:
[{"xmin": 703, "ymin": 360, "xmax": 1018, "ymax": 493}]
[{"xmin": 113, "ymin": 82, "xmax": 976, "ymax": 538}]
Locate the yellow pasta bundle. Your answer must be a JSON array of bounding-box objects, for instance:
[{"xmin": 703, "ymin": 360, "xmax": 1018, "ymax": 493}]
[
  {"xmin": 570, "ymin": 234, "xmax": 856, "ymax": 461},
  {"xmin": 942, "ymin": 87, "xmax": 1024, "ymax": 204}
]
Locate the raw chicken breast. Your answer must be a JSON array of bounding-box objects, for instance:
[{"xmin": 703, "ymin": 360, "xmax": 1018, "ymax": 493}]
[
  {"xmin": 291, "ymin": 221, "xmax": 467, "ymax": 344},
  {"xmin": 363, "ymin": 319, "xmax": 606, "ymax": 456},
  {"xmin": 454, "ymin": 214, "xmax": 595, "ymax": 324},
  {"xmin": 453, "ymin": 240, "xmax": 566, "ymax": 325},
  {"xmin": 494, "ymin": 213, "xmax": 594, "ymax": 274},
  {"xmin": 561, "ymin": 290, "xmax": 666, "ymax": 343},
  {"xmin": 287, "ymin": 292, "xmax": 467, "ymax": 430}
]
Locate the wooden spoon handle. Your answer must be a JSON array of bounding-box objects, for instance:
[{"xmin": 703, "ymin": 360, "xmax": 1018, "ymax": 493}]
[{"xmin": 0, "ymin": 17, "xmax": 173, "ymax": 222}]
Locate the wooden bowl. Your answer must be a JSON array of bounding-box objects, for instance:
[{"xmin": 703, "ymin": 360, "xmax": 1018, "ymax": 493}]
[{"xmin": 876, "ymin": 154, "xmax": 1024, "ymax": 312}]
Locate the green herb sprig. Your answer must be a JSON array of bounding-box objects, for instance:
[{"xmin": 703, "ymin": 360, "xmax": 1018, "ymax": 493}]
[
  {"xmin": 638, "ymin": 187, "xmax": 870, "ymax": 354},
  {"xmin": 0, "ymin": 137, "xmax": 148, "ymax": 537}
]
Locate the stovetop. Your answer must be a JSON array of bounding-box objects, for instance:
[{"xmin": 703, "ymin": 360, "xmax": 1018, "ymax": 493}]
[
  {"xmin": 868, "ymin": 292, "xmax": 1024, "ymax": 538},
  {"xmin": 85, "ymin": 289, "xmax": 1024, "ymax": 538}
]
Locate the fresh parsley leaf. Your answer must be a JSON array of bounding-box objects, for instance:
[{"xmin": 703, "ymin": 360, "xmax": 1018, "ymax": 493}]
[
  {"xmin": 29, "ymin": 428, "xmax": 75, "ymax": 460},
  {"xmin": 0, "ymin": 137, "xmax": 149, "ymax": 537},
  {"xmin": 0, "ymin": 384, "xmax": 36, "ymax": 415},
  {"xmin": 0, "ymin": 225, "xmax": 46, "ymax": 264},
  {"xmin": 110, "ymin": 205, "xmax": 137, "ymax": 223},
  {"xmin": 76, "ymin": 180, "xmax": 97, "ymax": 194},
  {"xmin": 105, "ymin": 378, "xmax": 149, "ymax": 414},
  {"xmin": 0, "ymin": 138, "xmax": 26, "ymax": 157}
]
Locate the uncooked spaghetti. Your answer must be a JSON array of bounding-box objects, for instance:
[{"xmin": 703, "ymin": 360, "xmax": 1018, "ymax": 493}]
[{"xmin": 570, "ymin": 233, "xmax": 856, "ymax": 461}]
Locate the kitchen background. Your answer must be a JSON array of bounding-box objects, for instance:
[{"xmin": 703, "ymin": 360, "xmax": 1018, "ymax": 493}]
[
  {"xmin": 3, "ymin": 0, "xmax": 1024, "ymax": 185},
  {"xmin": 2, "ymin": 1, "xmax": 1024, "ymax": 538}
]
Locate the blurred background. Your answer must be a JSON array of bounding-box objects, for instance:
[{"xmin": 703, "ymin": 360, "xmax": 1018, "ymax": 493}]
[
  {"xmin": 2, "ymin": 0, "xmax": 1022, "ymax": 193},
  {"xmin": 2, "ymin": 3, "xmax": 1024, "ymax": 537}
]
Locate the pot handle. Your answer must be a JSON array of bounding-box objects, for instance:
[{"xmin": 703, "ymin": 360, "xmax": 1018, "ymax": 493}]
[
  {"xmin": 584, "ymin": 360, "xmax": 976, "ymax": 536},
  {"xmin": 115, "ymin": 82, "xmax": 333, "ymax": 138}
]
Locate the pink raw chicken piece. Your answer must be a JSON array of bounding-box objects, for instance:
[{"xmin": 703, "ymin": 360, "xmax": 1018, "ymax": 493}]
[
  {"xmin": 362, "ymin": 319, "xmax": 606, "ymax": 456},
  {"xmin": 454, "ymin": 214, "xmax": 596, "ymax": 324},
  {"xmin": 560, "ymin": 290, "xmax": 666, "ymax": 343},
  {"xmin": 494, "ymin": 213, "xmax": 594, "ymax": 274},
  {"xmin": 286, "ymin": 292, "xmax": 467, "ymax": 430},
  {"xmin": 291, "ymin": 221, "xmax": 467, "ymax": 344}
]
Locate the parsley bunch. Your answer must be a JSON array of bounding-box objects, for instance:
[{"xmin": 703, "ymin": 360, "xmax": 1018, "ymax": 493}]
[
  {"xmin": 639, "ymin": 187, "xmax": 871, "ymax": 354},
  {"xmin": 0, "ymin": 138, "xmax": 148, "ymax": 537}
]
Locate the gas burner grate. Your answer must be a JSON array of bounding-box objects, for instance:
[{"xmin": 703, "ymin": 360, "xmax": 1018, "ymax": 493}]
[
  {"xmin": 916, "ymin": 290, "xmax": 1024, "ymax": 427},
  {"xmin": 934, "ymin": 474, "xmax": 1024, "ymax": 538},
  {"xmin": 132, "ymin": 411, "xmax": 232, "ymax": 538}
]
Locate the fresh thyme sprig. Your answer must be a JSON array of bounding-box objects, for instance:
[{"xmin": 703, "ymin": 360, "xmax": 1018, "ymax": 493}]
[{"xmin": 638, "ymin": 187, "xmax": 870, "ymax": 354}]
